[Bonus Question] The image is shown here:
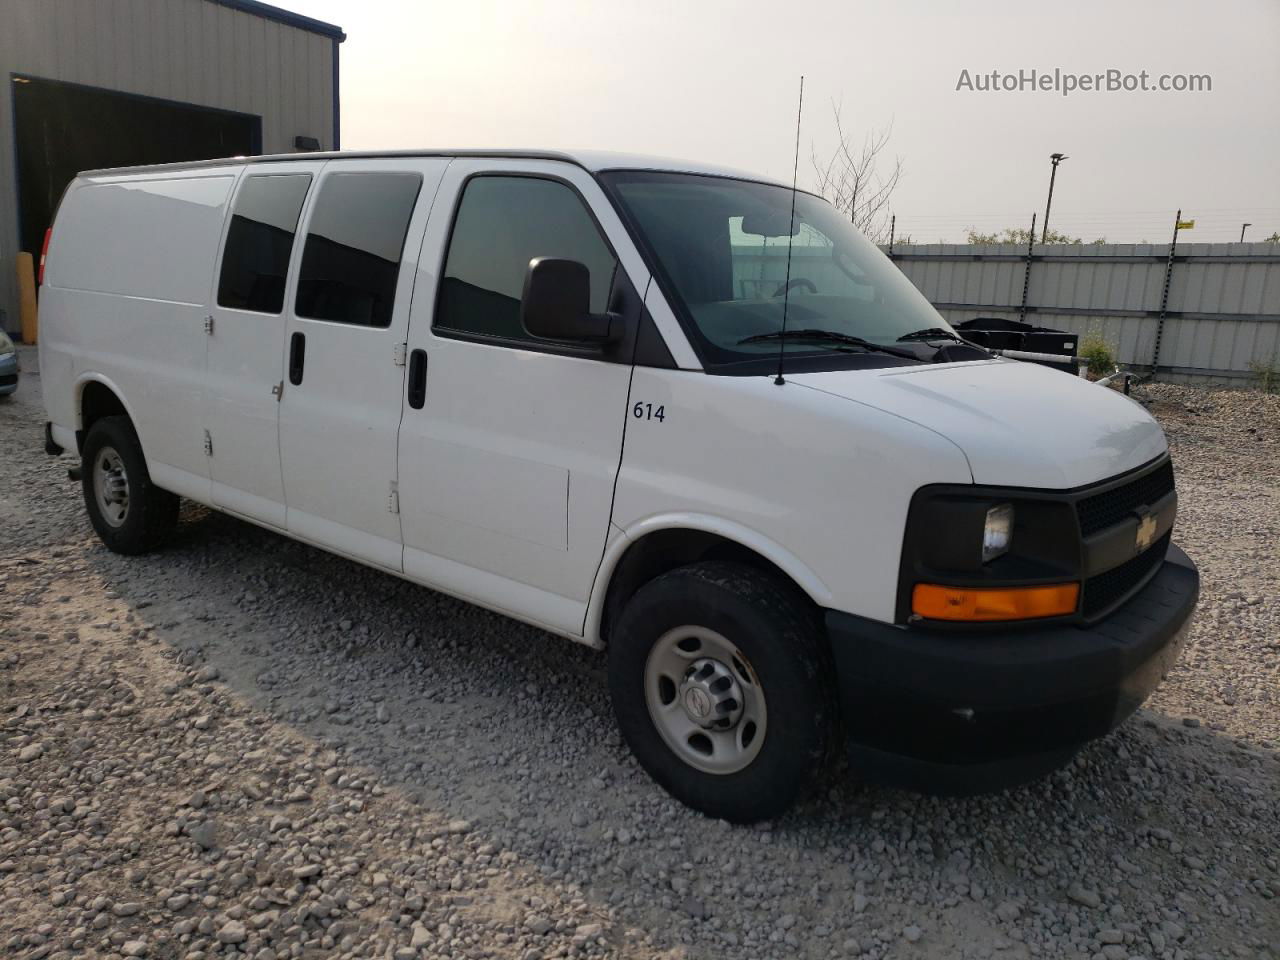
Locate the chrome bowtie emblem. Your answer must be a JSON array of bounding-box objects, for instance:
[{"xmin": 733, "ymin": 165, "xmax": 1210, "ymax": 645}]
[
  {"xmin": 1135, "ymin": 513, "xmax": 1158, "ymax": 553},
  {"xmin": 684, "ymin": 687, "xmax": 712, "ymax": 719}
]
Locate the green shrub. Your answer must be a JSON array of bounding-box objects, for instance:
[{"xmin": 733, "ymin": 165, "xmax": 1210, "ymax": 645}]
[
  {"xmin": 1078, "ymin": 334, "xmax": 1116, "ymax": 378},
  {"xmin": 1251, "ymin": 357, "xmax": 1280, "ymax": 394}
]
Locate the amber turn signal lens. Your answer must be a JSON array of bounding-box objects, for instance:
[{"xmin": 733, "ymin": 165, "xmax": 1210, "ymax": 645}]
[{"xmin": 912, "ymin": 582, "xmax": 1080, "ymax": 621}]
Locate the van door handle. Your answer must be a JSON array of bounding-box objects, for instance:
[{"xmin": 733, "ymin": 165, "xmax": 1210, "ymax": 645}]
[
  {"xmin": 407, "ymin": 348, "xmax": 428, "ymax": 409},
  {"xmin": 288, "ymin": 332, "xmax": 306, "ymax": 385}
]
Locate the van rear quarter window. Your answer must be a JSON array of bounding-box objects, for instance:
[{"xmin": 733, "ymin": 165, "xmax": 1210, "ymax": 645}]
[
  {"xmin": 217, "ymin": 174, "xmax": 312, "ymax": 314},
  {"xmin": 294, "ymin": 172, "xmax": 423, "ymax": 328},
  {"xmin": 49, "ymin": 176, "xmax": 233, "ymax": 304},
  {"xmin": 435, "ymin": 176, "xmax": 617, "ymax": 342}
]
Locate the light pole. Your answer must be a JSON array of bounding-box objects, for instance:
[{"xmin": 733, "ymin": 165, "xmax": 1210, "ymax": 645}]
[
  {"xmin": 1240, "ymin": 222, "xmax": 1252, "ymax": 242},
  {"xmin": 1042, "ymin": 152, "xmax": 1068, "ymax": 243}
]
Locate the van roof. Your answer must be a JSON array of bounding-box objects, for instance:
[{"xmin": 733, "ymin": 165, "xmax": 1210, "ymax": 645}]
[{"xmin": 78, "ymin": 149, "xmax": 787, "ymax": 188}]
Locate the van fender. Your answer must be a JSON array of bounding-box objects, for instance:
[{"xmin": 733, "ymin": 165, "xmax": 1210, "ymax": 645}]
[
  {"xmin": 73, "ymin": 371, "xmax": 139, "ymax": 431},
  {"xmin": 584, "ymin": 513, "xmax": 835, "ymax": 647}
]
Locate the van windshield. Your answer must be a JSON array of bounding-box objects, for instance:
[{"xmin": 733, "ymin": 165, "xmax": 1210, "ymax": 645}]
[{"xmin": 602, "ymin": 171, "xmax": 953, "ymax": 369}]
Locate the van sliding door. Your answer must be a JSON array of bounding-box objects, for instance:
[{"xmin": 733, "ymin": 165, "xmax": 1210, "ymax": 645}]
[
  {"xmin": 206, "ymin": 161, "xmax": 325, "ymax": 527},
  {"xmin": 276, "ymin": 158, "xmax": 448, "ymax": 570}
]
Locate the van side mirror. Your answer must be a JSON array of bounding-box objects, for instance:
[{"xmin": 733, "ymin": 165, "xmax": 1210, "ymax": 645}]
[{"xmin": 520, "ymin": 258, "xmax": 618, "ymax": 343}]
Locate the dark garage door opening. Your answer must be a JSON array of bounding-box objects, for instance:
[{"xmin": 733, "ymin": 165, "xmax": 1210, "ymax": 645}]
[{"xmin": 13, "ymin": 74, "xmax": 261, "ymax": 258}]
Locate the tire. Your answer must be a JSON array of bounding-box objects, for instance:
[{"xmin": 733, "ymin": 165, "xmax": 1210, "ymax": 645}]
[
  {"xmin": 608, "ymin": 561, "xmax": 838, "ymax": 822},
  {"xmin": 81, "ymin": 415, "xmax": 178, "ymax": 554}
]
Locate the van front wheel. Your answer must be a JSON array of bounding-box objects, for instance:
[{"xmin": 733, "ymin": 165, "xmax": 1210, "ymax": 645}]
[
  {"xmin": 81, "ymin": 415, "xmax": 178, "ymax": 554},
  {"xmin": 608, "ymin": 561, "xmax": 837, "ymax": 822}
]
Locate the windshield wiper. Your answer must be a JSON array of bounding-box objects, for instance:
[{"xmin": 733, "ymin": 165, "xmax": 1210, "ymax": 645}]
[
  {"xmin": 896, "ymin": 327, "xmax": 968, "ymax": 343},
  {"xmin": 738, "ymin": 328, "xmax": 919, "ymax": 360}
]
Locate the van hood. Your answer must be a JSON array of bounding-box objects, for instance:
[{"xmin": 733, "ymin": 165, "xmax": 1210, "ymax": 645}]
[{"xmin": 789, "ymin": 359, "xmax": 1167, "ymax": 489}]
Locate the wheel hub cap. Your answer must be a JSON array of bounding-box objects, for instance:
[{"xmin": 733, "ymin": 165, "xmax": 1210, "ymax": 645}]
[
  {"xmin": 679, "ymin": 658, "xmax": 744, "ymax": 730},
  {"xmin": 643, "ymin": 626, "xmax": 767, "ymax": 776},
  {"xmin": 93, "ymin": 447, "xmax": 130, "ymax": 528}
]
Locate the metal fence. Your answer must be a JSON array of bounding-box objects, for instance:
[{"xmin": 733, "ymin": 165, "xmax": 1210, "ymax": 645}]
[{"xmin": 884, "ymin": 242, "xmax": 1280, "ymax": 385}]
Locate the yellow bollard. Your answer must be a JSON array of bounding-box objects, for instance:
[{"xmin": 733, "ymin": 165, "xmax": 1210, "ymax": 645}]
[{"xmin": 16, "ymin": 251, "xmax": 38, "ymax": 345}]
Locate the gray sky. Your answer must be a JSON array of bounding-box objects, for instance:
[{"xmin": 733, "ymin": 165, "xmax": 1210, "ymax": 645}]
[{"xmin": 289, "ymin": 0, "xmax": 1280, "ymax": 243}]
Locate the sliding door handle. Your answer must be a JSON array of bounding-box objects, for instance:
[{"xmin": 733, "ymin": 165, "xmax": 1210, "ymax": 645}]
[
  {"xmin": 288, "ymin": 332, "xmax": 306, "ymax": 385},
  {"xmin": 407, "ymin": 348, "xmax": 428, "ymax": 409}
]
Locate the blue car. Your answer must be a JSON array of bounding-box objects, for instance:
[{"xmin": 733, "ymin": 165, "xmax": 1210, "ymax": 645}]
[{"xmin": 0, "ymin": 330, "xmax": 18, "ymax": 398}]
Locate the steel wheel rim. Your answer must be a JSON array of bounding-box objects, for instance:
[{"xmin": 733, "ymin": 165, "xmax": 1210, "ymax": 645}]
[
  {"xmin": 644, "ymin": 625, "xmax": 767, "ymax": 776},
  {"xmin": 93, "ymin": 446, "xmax": 130, "ymax": 528}
]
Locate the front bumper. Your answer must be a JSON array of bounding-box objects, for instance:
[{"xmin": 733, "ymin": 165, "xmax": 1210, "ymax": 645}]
[
  {"xmin": 0, "ymin": 353, "xmax": 17, "ymax": 394},
  {"xmin": 827, "ymin": 542, "xmax": 1198, "ymax": 792}
]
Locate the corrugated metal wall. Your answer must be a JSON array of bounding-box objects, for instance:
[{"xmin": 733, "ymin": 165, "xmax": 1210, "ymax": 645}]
[
  {"xmin": 0, "ymin": 0, "xmax": 338, "ymax": 333},
  {"xmin": 887, "ymin": 243, "xmax": 1280, "ymax": 384}
]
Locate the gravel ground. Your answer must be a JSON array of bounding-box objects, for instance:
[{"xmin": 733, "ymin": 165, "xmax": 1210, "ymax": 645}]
[{"xmin": 1, "ymin": 347, "xmax": 1277, "ymax": 960}]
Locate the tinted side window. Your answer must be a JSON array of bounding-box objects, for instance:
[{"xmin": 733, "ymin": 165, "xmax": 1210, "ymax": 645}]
[
  {"xmin": 217, "ymin": 174, "xmax": 311, "ymax": 313},
  {"xmin": 436, "ymin": 176, "xmax": 617, "ymax": 342},
  {"xmin": 295, "ymin": 172, "xmax": 423, "ymax": 328}
]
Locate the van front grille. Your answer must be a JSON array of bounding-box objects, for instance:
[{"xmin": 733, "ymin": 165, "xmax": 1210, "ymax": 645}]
[
  {"xmin": 1076, "ymin": 460, "xmax": 1175, "ymax": 537},
  {"xmin": 1081, "ymin": 532, "xmax": 1170, "ymax": 619}
]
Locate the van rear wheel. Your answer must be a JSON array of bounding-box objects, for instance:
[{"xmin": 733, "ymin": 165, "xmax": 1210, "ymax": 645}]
[
  {"xmin": 81, "ymin": 415, "xmax": 178, "ymax": 554},
  {"xmin": 608, "ymin": 561, "xmax": 838, "ymax": 822}
]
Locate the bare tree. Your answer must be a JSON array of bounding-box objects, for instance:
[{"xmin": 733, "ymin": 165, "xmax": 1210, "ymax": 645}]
[{"xmin": 811, "ymin": 102, "xmax": 903, "ymax": 244}]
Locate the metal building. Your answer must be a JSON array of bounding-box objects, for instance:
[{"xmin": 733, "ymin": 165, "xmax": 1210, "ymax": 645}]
[
  {"xmin": 0, "ymin": 0, "xmax": 345, "ymax": 334},
  {"xmin": 886, "ymin": 242, "xmax": 1280, "ymax": 385}
]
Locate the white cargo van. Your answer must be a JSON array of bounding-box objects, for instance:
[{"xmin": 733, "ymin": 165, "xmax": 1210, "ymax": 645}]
[{"xmin": 39, "ymin": 150, "xmax": 1198, "ymax": 821}]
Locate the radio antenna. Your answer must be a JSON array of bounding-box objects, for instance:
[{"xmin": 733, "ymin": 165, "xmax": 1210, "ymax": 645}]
[{"xmin": 775, "ymin": 74, "xmax": 805, "ymax": 386}]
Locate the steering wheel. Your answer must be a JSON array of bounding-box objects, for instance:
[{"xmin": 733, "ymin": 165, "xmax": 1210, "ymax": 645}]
[{"xmin": 773, "ymin": 277, "xmax": 817, "ymax": 297}]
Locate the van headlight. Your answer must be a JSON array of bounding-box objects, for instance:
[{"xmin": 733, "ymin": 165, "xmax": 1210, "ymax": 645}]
[
  {"xmin": 896, "ymin": 486, "xmax": 1080, "ymax": 624},
  {"xmin": 982, "ymin": 503, "xmax": 1014, "ymax": 563}
]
